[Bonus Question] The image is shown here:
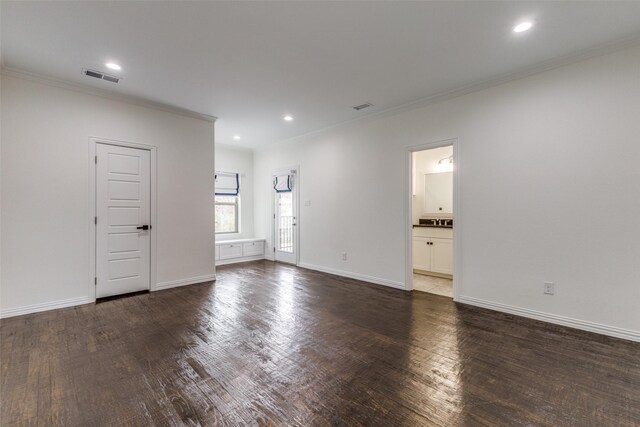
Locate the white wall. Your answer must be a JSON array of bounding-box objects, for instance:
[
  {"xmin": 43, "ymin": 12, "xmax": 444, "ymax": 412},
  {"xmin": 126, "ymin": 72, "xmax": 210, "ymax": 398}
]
[
  {"xmin": 1, "ymin": 73, "xmax": 215, "ymax": 316},
  {"xmin": 255, "ymin": 45, "xmax": 640, "ymax": 341},
  {"xmin": 215, "ymin": 144, "xmax": 255, "ymax": 241},
  {"xmin": 412, "ymin": 146, "xmax": 453, "ymax": 224}
]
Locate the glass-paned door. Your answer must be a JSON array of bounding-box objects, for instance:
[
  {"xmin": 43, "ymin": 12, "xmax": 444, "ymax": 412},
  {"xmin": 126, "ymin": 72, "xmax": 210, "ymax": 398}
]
[{"xmin": 274, "ymin": 171, "xmax": 297, "ymax": 264}]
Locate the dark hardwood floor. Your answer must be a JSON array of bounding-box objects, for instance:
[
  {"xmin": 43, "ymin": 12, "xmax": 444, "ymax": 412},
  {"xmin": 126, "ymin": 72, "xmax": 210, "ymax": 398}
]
[{"xmin": 1, "ymin": 260, "xmax": 639, "ymax": 426}]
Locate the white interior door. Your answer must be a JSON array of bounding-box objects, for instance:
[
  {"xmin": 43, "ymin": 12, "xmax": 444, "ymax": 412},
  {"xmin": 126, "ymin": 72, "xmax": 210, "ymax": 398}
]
[
  {"xmin": 96, "ymin": 143, "xmax": 151, "ymax": 298},
  {"xmin": 273, "ymin": 170, "xmax": 297, "ymax": 264}
]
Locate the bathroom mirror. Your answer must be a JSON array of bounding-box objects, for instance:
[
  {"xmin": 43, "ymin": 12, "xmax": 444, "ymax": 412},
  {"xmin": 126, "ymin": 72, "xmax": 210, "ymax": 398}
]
[{"xmin": 424, "ymin": 172, "xmax": 453, "ymax": 214}]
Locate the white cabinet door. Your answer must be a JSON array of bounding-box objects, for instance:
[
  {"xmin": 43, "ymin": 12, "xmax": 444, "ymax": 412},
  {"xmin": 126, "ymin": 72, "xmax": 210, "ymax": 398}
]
[
  {"xmin": 431, "ymin": 238, "xmax": 453, "ymax": 275},
  {"xmin": 243, "ymin": 241, "xmax": 264, "ymax": 257},
  {"xmin": 219, "ymin": 243, "xmax": 242, "ymax": 259},
  {"xmin": 412, "ymin": 238, "xmax": 431, "ymax": 271}
]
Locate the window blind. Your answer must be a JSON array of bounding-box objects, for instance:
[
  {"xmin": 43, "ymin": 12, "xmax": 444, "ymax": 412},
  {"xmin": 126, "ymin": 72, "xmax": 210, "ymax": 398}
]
[
  {"xmin": 273, "ymin": 174, "xmax": 293, "ymax": 193},
  {"xmin": 215, "ymin": 172, "xmax": 239, "ymax": 196}
]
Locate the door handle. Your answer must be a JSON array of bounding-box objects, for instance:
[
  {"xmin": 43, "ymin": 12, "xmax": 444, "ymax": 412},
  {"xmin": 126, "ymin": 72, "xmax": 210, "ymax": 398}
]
[{"xmin": 137, "ymin": 225, "xmax": 150, "ymax": 230}]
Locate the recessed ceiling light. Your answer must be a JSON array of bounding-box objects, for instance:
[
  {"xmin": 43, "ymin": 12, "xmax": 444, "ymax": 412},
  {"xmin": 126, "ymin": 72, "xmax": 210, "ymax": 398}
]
[
  {"xmin": 105, "ymin": 62, "xmax": 121, "ymax": 71},
  {"xmin": 513, "ymin": 21, "xmax": 533, "ymax": 33},
  {"xmin": 283, "ymin": 115, "xmax": 294, "ymax": 121},
  {"xmin": 233, "ymin": 135, "xmax": 241, "ymax": 140}
]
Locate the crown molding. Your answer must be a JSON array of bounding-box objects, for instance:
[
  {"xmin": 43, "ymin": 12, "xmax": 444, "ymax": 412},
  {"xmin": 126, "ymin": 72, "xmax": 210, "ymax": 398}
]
[
  {"xmin": 0, "ymin": 67, "xmax": 217, "ymax": 123},
  {"xmin": 267, "ymin": 34, "xmax": 640, "ymax": 149},
  {"xmin": 215, "ymin": 142, "xmax": 254, "ymax": 152}
]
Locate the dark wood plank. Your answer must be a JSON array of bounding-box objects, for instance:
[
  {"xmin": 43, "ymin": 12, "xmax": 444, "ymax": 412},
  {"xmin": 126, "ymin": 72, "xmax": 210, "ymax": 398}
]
[{"xmin": 1, "ymin": 260, "xmax": 639, "ymax": 426}]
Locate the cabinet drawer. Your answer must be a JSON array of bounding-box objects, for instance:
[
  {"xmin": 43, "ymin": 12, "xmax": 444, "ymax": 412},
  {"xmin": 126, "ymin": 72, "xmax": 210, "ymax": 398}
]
[
  {"xmin": 219, "ymin": 243, "xmax": 243, "ymax": 259},
  {"xmin": 412, "ymin": 227, "xmax": 453, "ymax": 239},
  {"xmin": 243, "ymin": 241, "xmax": 264, "ymax": 256}
]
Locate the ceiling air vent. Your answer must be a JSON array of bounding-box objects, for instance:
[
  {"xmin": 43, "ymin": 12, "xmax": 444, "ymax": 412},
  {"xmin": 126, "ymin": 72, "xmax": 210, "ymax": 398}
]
[
  {"xmin": 353, "ymin": 102, "xmax": 373, "ymax": 111},
  {"xmin": 82, "ymin": 68, "xmax": 120, "ymax": 83}
]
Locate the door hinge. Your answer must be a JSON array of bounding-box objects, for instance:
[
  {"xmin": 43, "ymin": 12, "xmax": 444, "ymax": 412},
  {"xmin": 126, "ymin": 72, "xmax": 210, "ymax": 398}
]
[
  {"xmin": 94, "ymin": 277, "xmax": 97, "ymax": 285},
  {"xmin": 273, "ymin": 247, "xmax": 276, "ymax": 253},
  {"xmin": 273, "ymin": 213, "xmax": 276, "ymax": 219},
  {"xmin": 95, "ymin": 155, "xmax": 97, "ymax": 164},
  {"xmin": 95, "ymin": 216, "xmax": 97, "ymax": 225}
]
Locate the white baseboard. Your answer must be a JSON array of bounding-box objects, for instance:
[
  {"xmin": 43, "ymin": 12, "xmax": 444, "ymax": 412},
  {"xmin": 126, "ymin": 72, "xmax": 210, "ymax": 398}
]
[
  {"xmin": 298, "ymin": 262, "xmax": 407, "ymax": 290},
  {"xmin": 154, "ymin": 274, "xmax": 217, "ymax": 291},
  {"xmin": 457, "ymin": 295, "xmax": 640, "ymax": 343},
  {"xmin": 0, "ymin": 274, "xmax": 218, "ymax": 318},
  {"xmin": 0, "ymin": 296, "xmax": 94, "ymax": 319},
  {"xmin": 216, "ymin": 256, "xmax": 265, "ymax": 266}
]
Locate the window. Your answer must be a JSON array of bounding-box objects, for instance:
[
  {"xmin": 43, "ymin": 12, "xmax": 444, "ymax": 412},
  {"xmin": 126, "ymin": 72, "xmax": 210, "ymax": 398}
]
[
  {"xmin": 215, "ymin": 195, "xmax": 239, "ymax": 234},
  {"xmin": 215, "ymin": 172, "xmax": 240, "ymax": 234}
]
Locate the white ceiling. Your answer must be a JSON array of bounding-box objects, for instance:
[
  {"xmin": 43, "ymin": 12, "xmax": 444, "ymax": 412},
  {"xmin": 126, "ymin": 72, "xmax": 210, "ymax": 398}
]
[{"xmin": 3, "ymin": 2, "xmax": 640, "ymax": 148}]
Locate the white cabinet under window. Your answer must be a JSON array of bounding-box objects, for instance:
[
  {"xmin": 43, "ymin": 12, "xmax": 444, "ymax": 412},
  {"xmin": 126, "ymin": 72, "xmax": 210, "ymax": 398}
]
[
  {"xmin": 218, "ymin": 242, "xmax": 243, "ymax": 260},
  {"xmin": 215, "ymin": 238, "xmax": 266, "ymax": 265},
  {"xmin": 412, "ymin": 228, "xmax": 453, "ymax": 276},
  {"xmin": 242, "ymin": 241, "xmax": 265, "ymax": 257}
]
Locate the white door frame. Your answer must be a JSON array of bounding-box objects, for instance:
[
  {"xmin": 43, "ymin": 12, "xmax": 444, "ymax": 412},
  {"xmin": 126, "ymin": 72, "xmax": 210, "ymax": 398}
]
[
  {"xmin": 271, "ymin": 165, "xmax": 300, "ymax": 265},
  {"xmin": 88, "ymin": 137, "xmax": 158, "ymax": 301},
  {"xmin": 405, "ymin": 138, "xmax": 461, "ymax": 301}
]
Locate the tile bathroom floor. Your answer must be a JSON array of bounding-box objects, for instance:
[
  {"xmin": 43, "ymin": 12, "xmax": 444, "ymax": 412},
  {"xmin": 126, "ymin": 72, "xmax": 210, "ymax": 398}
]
[{"xmin": 413, "ymin": 273, "xmax": 453, "ymax": 297}]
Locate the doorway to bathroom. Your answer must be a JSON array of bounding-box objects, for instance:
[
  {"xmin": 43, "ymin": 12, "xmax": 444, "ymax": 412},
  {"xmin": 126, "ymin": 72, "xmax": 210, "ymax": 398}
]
[{"xmin": 407, "ymin": 141, "xmax": 457, "ymax": 298}]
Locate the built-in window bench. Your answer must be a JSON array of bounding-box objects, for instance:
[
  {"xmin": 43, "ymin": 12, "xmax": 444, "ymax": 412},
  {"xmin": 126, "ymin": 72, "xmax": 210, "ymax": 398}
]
[{"xmin": 215, "ymin": 238, "xmax": 266, "ymax": 266}]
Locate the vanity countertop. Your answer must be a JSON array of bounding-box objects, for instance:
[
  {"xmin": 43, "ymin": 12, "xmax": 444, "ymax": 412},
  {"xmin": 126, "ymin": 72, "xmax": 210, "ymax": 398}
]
[{"xmin": 416, "ymin": 218, "xmax": 453, "ymax": 228}]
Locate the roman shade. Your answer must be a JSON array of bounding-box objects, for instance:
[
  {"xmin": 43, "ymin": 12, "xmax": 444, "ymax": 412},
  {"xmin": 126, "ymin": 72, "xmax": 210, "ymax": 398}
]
[
  {"xmin": 215, "ymin": 172, "xmax": 239, "ymax": 196},
  {"xmin": 273, "ymin": 174, "xmax": 293, "ymax": 193}
]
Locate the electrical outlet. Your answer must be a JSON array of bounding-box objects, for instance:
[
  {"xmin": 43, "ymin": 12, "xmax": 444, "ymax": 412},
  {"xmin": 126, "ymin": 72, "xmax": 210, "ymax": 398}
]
[
  {"xmin": 341, "ymin": 252, "xmax": 347, "ymax": 261},
  {"xmin": 304, "ymin": 200, "xmax": 312, "ymax": 207},
  {"xmin": 544, "ymin": 281, "xmax": 555, "ymax": 295}
]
